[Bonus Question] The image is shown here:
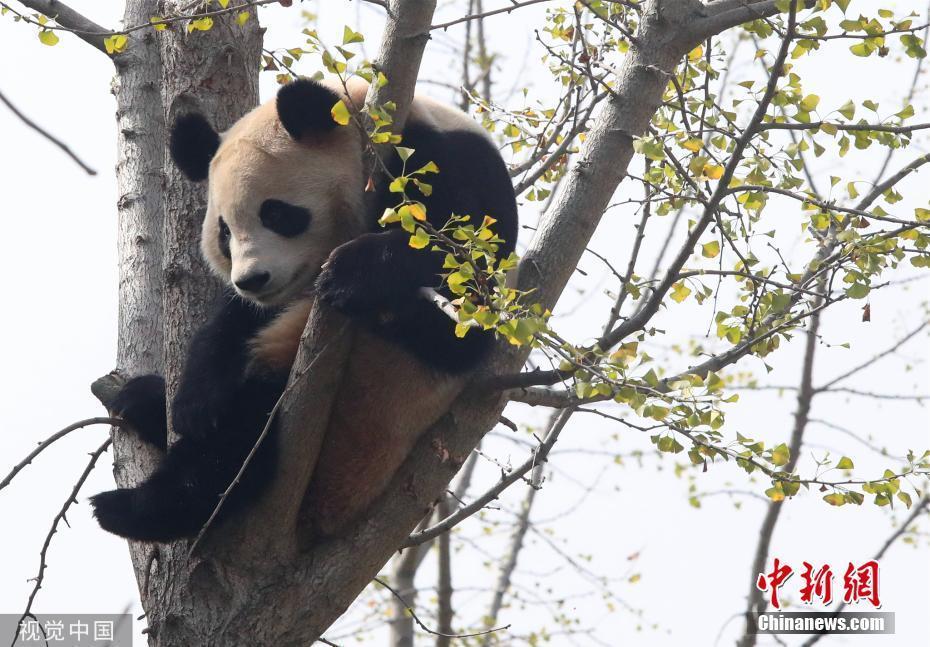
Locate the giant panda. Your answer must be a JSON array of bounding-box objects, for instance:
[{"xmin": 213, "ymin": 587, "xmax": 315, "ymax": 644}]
[{"xmin": 90, "ymin": 77, "xmax": 518, "ymax": 542}]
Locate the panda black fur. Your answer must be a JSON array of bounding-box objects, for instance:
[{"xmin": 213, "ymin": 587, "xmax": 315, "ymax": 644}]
[{"xmin": 90, "ymin": 78, "xmax": 518, "ymax": 542}]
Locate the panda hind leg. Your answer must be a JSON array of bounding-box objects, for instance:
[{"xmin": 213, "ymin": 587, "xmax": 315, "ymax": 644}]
[{"xmin": 90, "ymin": 436, "xmax": 226, "ymax": 542}]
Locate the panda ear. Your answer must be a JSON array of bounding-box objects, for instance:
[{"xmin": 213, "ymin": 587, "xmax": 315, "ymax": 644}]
[
  {"xmin": 169, "ymin": 113, "xmax": 219, "ymax": 182},
  {"xmin": 276, "ymin": 79, "xmax": 341, "ymax": 141}
]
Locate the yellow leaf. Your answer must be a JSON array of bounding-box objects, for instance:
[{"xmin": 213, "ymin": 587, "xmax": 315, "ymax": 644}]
[
  {"xmin": 103, "ymin": 34, "xmax": 128, "ymax": 54},
  {"xmin": 682, "ymin": 138, "xmax": 703, "ymax": 153},
  {"xmin": 408, "ymin": 227, "xmax": 430, "ymax": 249},
  {"xmin": 236, "ymin": 11, "xmax": 250, "ymax": 26},
  {"xmin": 670, "ymin": 282, "xmax": 691, "ymax": 303},
  {"xmin": 218, "ymin": 0, "xmax": 229, "ymax": 7},
  {"xmin": 187, "ymin": 17, "xmax": 213, "ymax": 33},
  {"xmin": 771, "ymin": 443, "xmax": 790, "ymax": 467},
  {"xmin": 799, "ymin": 93, "xmax": 820, "ymax": 112},
  {"xmin": 330, "ymin": 100, "xmax": 350, "ymax": 126},
  {"xmin": 703, "ymin": 164, "xmax": 724, "ymax": 180},
  {"xmin": 701, "ymin": 240, "xmax": 720, "ymax": 258},
  {"xmin": 38, "ymin": 29, "xmax": 59, "ymax": 46},
  {"xmin": 150, "ymin": 16, "xmax": 168, "ymax": 31},
  {"xmin": 408, "ymin": 203, "xmax": 427, "ymax": 221},
  {"xmin": 688, "ymin": 44, "xmax": 703, "ymax": 61}
]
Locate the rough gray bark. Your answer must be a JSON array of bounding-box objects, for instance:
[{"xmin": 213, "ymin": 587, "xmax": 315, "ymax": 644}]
[{"xmin": 109, "ymin": 0, "xmax": 168, "ymax": 606}]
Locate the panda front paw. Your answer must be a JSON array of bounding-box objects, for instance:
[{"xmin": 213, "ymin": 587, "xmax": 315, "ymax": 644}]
[
  {"xmin": 316, "ymin": 232, "xmax": 425, "ymax": 316},
  {"xmin": 110, "ymin": 375, "xmax": 168, "ymax": 450}
]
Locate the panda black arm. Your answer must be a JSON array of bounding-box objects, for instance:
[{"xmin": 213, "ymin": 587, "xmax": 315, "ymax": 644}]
[
  {"xmin": 170, "ymin": 293, "xmax": 284, "ymax": 441},
  {"xmin": 106, "ymin": 294, "xmax": 276, "ymax": 448},
  {"xmin": 316, "ymin": 124, "xmax": 518, "ymax": 373}
]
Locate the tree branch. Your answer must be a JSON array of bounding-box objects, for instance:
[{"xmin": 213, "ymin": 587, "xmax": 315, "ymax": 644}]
[
  {"xmin": 0, "ymin": 417, "xmax": 120, "ymax": 492},
  {"xmin": 12, "ymin": 439, "xmax": 112, "ymax": 647},
  {"xmin": 736, "ymin": 286, "xmax": 822, "ymax": 647},
  {"xmin": 0, "ymin": 87, "xmax": 98, "ymax": 174},
  {"xmin": 9, "ymin": 0, "xmax": 111, "ymax": 53},
  {"xmin": 405, "ymin": 409, "xmax": 575, "ymax": 548}
]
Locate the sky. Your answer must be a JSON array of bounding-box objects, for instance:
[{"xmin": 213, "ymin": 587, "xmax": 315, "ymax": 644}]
[{"xmin": 0, "ymin": 1, "xmax": 928, "ymax": 646}]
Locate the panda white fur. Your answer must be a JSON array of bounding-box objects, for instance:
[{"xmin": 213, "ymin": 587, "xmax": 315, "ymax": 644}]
[{"xmin": 90, "ymin": 78, "xmax": 518, "ymax": 541}]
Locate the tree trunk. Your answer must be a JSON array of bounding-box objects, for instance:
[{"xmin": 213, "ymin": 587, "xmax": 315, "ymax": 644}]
[{"xmin": 108, "ymin": 1, "xmax": 262, "ymax": 643}]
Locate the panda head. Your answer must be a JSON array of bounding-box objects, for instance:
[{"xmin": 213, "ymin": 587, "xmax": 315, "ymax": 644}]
[{"xmin": 169, "ymin": 79, "xmax": 367, "ymax": 306}]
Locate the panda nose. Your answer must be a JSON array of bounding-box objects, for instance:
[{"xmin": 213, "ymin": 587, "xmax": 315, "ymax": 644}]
[{"xmin": 234, "ymin": 271, "xmax": 271, "ymax": 293}]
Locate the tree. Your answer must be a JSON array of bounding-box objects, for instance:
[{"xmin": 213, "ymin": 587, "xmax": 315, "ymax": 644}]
[{"xmin": 2, "ymin": 0, "xmax": 928, "ymax": 644}]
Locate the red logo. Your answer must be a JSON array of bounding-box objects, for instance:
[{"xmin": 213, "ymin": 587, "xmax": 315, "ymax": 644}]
[{"xmin": 756, "ymin": 559, "xmax": 881, "ymax": 609}]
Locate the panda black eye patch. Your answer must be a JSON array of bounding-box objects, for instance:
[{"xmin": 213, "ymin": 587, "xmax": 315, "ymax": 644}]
[
  {"xmin": 259, "ymin": 199, "xmax": 311, "ymax": 238},
  {"xmin": 218, "ymin": 217, "xmax": 231, "ymax": 259}
]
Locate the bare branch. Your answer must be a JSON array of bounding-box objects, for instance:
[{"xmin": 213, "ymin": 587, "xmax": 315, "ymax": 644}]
[
  {"xmin": 0, "ymin": 87, "xmax": 98, "ymax": 174},
  {"xmin": 430, "ymin": 0, "xmax": 550, "ymax": 32},
  {"xmin": 405, "ymin": 409, "xmax": 575, "ymax": 547},
  {"xmin": 0, "ymin": 417, "xmax": 121, "ymax": 492},
  {"xmin": 817, "ymin": 321, "xmax": 929, "ymax": 391},
  {"xmin": 736, "ymin": 287, "xmax": 823, "ymax": 647},
  {"xmin": 435, "ymin": 497, "xmax": 454, "ymax": 647},
  {"xmin": 12, "ymin": 439, "xmax": 112, "ymax": 647},
  {"xmin": 480, "ymin": 428, "xmax": 545, "ymax": 645},
  {"xmin": 374, "ymin": 577, "xmax": 509, "ymax": 641}
]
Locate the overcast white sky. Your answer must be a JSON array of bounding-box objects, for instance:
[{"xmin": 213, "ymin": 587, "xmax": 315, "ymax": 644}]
[{"xmin": 1, "ymin": 1, "xmax": 928, "ymax": 645}]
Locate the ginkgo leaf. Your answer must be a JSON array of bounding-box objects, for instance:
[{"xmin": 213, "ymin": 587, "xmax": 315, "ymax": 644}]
[
  {"xmin": 38, "ymin": 29, "xmax": 59, "ymax": 46},
  {"xmin": 331, "ymin": 100, "xmax": 350, "ymax": 126}
]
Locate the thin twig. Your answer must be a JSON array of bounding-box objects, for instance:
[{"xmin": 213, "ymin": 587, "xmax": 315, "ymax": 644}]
[
  {"xmin": 0, "ymin": 88, "xmax": 97, "ymax": 174},
  {"xmin": 188, "ymin": 333, "xmax": 339, "ymax": 557},
  {"xmin": 374, "ymin": 577, "xmax": 510, "ymax": 640},
  {"xmin": 0, "ymin": 417, "xmax": 122, "ymax": 492},
  {"xmin": 430, "ymin": 0, "xmax": 550, "ymax": 32},
  {"xmin": 405, "ymin": 409, "xmax": 575, "ymax": 547},
  {"xmin": 11, "ymin": 438, "xmax": 112, "ymax": 647}
]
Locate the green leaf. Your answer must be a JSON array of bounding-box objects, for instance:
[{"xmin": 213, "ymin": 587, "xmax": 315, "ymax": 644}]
[
  {"xmin": 849, "ymin": 42, "xmax": 873, "ymax": 57},
  {"xmin": 771, "ymin": 443, "xmax": 790, "ymax": 467},
  {"xmin": 799, "ymin": 94, "xmax": 820, "ymax": 111},
  {"xmin": 389, "ymin": 176, "xmax": 408, "ymax": 194},
  {"xmin": 395, "ymin": 146, "xmax": 415, "ymax": 162},
  {"xmin": 845, "ymin": 283, "xmax": 870, "ymax": 299},
  {"xmin": 342, "ymin": 25, "xmax": 364, "ymax": 44},
  {"xmin": 702, "ymin": 240, "xmax": 720, "ymax": 258},
  {"xmin": 408, "ymin": 227, "xmax": 430, "ymax": 249},
  {"xmin": 38, "ymin": 29, "xmax": 59, "ymax": 46},
  {"xmin": 836, "ymin": 456, "xmax": 854, "ymax": 470},
  {"xmin": 897, "ymin": 104, "xmax": 915, "ymax": 120},
  {"xmin": 823, "ymin": 493, "xmax": 846, "ymax": 506}
]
